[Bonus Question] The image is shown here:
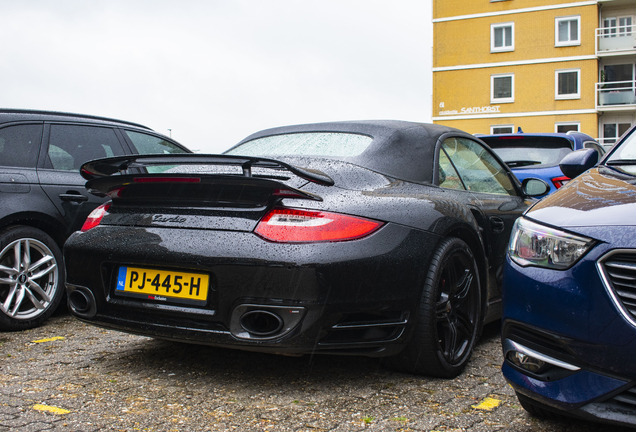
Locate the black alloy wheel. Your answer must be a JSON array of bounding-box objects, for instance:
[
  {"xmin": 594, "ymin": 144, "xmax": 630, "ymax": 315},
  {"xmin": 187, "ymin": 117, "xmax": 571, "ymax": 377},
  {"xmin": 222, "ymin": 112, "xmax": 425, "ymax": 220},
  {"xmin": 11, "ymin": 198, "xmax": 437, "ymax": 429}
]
[
  {"xmin": 387, "ymin": 237, "xmax": 482, "ymax": 378},
  {"xmin": 435, "ymin": 242, "xmax": 480, "ymax": 366}
]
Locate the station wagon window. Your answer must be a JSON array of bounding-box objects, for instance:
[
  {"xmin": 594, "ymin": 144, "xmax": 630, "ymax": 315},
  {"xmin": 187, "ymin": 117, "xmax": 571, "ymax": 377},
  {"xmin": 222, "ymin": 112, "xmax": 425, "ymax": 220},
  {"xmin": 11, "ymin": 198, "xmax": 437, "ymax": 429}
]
[
  {"xmin": 47, "ymin": 125, "xmax": 126, "ymax": 171},
  {"xmin": 0, "ymin": 124, "xmax": 43, "ymax": 168},
  {"xmin": 125, "ymin": 130, "xmax": 185, "ymax": 155},
  {"xmin": 491, "ymin": 22, "xmax": 514, "ymax": 52},
  {"xmin": 442, "ymin": 137, "xmax": 516, "ymax": 195},
  {"xmin": 555, "ymin": 16, "xmax": 580, "ymax": 46},
  {"xmin": 226, "ymin": 132, "xmax": 373, "ymax": 157},
  {"xmin": 555, "ymin": 69, "xmax": 580, "ymax": 99},
  {"xmin": 491, "ymin": 74, "xmax": 514, "ymax": 103}
]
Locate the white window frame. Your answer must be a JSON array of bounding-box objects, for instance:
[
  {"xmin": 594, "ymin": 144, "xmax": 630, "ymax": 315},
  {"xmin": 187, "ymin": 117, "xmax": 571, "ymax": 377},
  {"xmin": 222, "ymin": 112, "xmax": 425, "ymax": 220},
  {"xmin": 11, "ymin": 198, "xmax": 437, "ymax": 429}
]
[
  {"xmin": 491, "ymin": 22, "xmax": 514, "ymax": 52},
  {"xmin": 555, "ymin": 15, "xmax": 581, "ymax": 47},
  {"xmin": 619, "ymin": 16, "xmax": 633, "ymax": 36},
  {"xmin": 603, "ymin": 17, "xmax": 617, "ymax": 38},
  {"xmin": 491, "ymin": 73, "xmax": 515, "ymax": 103},
  {"xmin": 603, "ymin": 122, "xmax": 633, "ymax": 145},
  {"xmin": 490, "ymin": 125, "xmax": 514, "ymax": 134},
  {"xmin": 555, "ymin": 69, "xmax": 580, "ymax": 100},
  {"xmin": 555, "ymin": 122, "xmax": 580, "ymax": 133}
]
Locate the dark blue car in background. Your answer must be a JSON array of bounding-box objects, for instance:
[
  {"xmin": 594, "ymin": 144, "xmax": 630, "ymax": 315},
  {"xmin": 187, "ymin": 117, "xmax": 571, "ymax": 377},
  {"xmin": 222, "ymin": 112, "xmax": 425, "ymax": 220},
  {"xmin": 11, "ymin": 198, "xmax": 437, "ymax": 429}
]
[
  {"xmin": 479, "ymin": 131, "xmax": 605, "ymax": 196},
  {"xmin": 501, "ymin": 124, "xmax": 636, "ymax": 427}
]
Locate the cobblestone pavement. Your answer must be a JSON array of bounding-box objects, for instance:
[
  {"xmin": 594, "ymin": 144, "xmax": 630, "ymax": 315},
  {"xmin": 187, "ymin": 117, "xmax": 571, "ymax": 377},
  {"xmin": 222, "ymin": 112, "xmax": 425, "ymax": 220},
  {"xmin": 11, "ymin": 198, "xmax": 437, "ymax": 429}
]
[{"xmin": 0, "ymin": 313, "xmax": 628, "ymax": 432}]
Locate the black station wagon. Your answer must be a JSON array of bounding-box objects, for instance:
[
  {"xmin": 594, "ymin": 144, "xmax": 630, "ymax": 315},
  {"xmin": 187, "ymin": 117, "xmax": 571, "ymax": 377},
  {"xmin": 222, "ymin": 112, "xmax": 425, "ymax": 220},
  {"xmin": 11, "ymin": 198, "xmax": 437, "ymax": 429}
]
[{"xmin": 0, "ymin": 109, "xmax": 190, "ymax": 330}]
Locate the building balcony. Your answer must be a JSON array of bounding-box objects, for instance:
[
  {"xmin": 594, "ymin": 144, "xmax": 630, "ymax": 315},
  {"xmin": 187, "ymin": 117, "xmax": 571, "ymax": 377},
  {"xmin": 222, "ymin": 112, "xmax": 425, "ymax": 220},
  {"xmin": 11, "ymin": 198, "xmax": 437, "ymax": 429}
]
[
  {"xmin": 596, "ymin": 27, "xmax": 636, "ymax": 56},
  {"xmin": 596, "ymin": 81, "xmax": 636, "ymax": 112}
]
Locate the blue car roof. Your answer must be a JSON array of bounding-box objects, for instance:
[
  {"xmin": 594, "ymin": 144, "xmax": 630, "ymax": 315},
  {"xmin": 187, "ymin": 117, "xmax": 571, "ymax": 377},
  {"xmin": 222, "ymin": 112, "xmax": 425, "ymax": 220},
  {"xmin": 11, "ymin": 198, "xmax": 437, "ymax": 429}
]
[{"xmin": 477, "ymin": 131, "xmax": 597, "ymax": 147}]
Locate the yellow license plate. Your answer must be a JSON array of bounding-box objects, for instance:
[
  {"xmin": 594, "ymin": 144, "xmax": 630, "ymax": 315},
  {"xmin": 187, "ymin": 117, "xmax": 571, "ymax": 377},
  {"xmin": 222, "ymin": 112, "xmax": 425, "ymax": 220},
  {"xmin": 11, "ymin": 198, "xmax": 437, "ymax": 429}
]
[{"xmin": 116, "ymin": 266, "xmax": 209, "ymax": 305}]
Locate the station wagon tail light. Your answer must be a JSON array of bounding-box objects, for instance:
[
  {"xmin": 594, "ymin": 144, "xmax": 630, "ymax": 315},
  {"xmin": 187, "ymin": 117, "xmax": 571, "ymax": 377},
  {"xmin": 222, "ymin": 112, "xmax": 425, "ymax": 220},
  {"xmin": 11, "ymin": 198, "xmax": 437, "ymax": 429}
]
[
  {"xmin": 551, "ymin": 176, "xmax": 570, "ymax": 189},
  {"xmin": 255, "ymin": 208, "xmax": 384, "ymax": 243},
  {"xmin": 81, "ymin": 203, "xmax": 111, "ymax": 232}
]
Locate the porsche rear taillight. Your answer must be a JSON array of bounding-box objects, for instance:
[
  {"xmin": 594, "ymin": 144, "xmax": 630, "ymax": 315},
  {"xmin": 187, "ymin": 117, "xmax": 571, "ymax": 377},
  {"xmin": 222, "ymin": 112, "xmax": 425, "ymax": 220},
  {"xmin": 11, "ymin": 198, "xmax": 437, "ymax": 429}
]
[
  {"xmin": 255, "ymin": 208, "xmax": 383, "ymax": 243},
  {"xmin": 81, "ymin": 203, "xmax": 111, "ymax": 232}
]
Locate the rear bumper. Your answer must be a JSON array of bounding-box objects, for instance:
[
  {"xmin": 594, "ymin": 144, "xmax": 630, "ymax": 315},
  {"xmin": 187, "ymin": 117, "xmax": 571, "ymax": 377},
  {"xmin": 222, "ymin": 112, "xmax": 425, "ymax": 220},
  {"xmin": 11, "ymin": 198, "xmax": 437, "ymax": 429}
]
[{"xmin": 64, "ymin": 222, "xmax": 437, "ymax": 356}]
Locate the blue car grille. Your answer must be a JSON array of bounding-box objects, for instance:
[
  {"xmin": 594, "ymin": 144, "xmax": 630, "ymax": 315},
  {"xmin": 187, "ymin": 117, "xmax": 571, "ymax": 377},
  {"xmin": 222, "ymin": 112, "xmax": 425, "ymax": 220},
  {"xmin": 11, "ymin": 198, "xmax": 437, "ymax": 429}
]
[{"xmin": 599, "ymin": 252, "xmax": 636, "ymax": 323}]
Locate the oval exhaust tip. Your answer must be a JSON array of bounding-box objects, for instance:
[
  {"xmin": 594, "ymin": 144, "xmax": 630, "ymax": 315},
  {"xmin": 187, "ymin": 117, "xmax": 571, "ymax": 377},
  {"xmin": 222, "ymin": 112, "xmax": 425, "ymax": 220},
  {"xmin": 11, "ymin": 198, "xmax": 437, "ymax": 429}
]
[
  {"xmin": 240, "ymin": 310, "xmax": 284, "ymax": 336},
  {"xmin": 69, "ymin": 290, "xmax": 91, "ymax": 313}
]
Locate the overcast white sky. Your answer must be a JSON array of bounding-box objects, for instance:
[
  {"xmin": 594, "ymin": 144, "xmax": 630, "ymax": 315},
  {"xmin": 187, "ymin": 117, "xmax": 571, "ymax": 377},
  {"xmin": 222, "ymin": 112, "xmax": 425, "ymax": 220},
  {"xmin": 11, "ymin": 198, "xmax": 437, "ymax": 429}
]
[{"xmin": 1, "ymin": 1, "xmax": 433, "ymax": 153}]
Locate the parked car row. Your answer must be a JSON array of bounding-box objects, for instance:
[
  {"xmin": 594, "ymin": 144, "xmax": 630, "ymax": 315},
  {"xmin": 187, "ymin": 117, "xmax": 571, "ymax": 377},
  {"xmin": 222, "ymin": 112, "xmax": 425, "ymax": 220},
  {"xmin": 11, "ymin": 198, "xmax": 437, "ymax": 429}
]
[{"xmin": 1, "ymin": 110, "xmax": 634, "ymax": 428}]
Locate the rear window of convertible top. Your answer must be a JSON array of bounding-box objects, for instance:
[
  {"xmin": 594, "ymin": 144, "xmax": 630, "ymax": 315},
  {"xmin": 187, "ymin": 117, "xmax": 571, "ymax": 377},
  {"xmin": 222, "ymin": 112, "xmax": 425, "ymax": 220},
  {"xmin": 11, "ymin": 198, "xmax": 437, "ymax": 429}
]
[{"xmin": 226, "ymin": 132, "xmax": 373, "ymax": 158}]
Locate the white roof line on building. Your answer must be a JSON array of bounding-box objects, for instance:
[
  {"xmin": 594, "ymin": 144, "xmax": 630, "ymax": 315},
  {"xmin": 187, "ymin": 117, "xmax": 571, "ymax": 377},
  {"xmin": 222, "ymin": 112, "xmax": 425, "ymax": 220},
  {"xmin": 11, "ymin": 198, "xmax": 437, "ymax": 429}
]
[
  {"xmin": 433, "ymin": 1, "xmax": 598, "ymax": 23},
  {"xmin": 433, "ymin": 55, "xmax": 597, "ymax": 72},
  {"xmin": 432, "ymin": 109, "xmax": 598, "ymax": 121}
]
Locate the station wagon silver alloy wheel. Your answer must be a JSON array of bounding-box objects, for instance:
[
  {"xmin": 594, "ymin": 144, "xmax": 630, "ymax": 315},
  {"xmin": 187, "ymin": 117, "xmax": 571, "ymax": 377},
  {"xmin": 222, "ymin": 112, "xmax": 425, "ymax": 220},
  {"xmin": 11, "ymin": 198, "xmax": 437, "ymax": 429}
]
[{"xmin": 0, "ymin": 226, "xmax": 64, "ymax": 330}]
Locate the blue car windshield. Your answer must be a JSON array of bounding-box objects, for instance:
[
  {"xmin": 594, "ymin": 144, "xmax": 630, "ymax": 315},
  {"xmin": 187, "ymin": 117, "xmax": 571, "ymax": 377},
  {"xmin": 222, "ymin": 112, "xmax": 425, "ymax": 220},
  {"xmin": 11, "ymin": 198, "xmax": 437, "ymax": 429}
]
[{"xmin": 226, "ymin": 132, "xmax": 373, "ymax": 158}]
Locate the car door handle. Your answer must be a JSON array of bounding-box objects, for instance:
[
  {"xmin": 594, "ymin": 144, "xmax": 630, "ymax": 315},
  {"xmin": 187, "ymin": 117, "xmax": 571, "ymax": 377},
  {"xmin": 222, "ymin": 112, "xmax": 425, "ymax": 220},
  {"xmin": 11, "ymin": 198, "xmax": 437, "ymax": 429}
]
[
  {"xmin": 490, "ymin": 216, "xmax": 505, "ymax": 234},
  {"xmin": 59, "ymin": 192, "xmax": 89, "ymax": 202}
]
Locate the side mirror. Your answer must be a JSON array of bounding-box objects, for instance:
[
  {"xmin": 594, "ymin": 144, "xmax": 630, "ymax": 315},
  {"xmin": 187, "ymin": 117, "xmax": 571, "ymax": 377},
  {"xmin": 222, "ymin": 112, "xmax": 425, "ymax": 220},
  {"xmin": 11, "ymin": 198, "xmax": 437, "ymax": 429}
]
[
  {"xmin": 559, "ymin": 148, "xmax": 598, "ymax": 179},
  {"xmin": 521, "ymin": 178, "xmax": 550, "ymax": 197}
]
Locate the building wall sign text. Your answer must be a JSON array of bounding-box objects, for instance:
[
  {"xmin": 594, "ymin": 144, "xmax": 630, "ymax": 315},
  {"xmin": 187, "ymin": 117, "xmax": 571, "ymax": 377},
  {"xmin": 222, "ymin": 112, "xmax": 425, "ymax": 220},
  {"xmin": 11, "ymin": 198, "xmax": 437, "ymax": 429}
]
[{"xmin": 439, "ymin": 105, "xmax": 501, "ymax": 116}]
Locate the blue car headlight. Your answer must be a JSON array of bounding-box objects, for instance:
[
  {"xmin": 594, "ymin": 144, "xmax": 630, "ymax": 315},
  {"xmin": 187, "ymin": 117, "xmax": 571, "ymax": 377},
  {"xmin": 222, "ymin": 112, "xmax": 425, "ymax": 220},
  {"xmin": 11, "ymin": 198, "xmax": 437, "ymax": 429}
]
[{"xmin": 508, "ymin": 217, "xmax": 594, "ymax": 270}]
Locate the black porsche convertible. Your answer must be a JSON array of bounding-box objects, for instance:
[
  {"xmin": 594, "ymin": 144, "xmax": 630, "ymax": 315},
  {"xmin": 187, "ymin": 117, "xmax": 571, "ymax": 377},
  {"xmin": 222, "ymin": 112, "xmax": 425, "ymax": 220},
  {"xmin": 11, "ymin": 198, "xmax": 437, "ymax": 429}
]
[{"xmin": 64, "ymin": 121, "xmax": 546, "ymax": 377}]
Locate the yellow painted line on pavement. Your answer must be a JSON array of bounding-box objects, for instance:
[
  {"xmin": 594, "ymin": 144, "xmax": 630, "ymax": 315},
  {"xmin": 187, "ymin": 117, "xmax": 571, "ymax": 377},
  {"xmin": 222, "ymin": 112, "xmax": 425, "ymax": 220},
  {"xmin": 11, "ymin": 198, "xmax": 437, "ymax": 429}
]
[
  {"xmin": 472, "ymin": 397, "xmax": 501, "ymax": 411},
  {"xmin": 31, "ymin": 336, "xmax": 65, "ymax": 344},
  {"xmin": 32, "ymin": 404, "xmax": 71, "ymax": 415}
]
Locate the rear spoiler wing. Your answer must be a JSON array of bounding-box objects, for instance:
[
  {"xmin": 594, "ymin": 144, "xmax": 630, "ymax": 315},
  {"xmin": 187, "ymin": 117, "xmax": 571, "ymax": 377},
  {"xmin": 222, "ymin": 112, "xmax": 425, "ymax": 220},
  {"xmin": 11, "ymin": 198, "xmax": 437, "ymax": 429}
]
[
  {"xmin": 80, "ymin": 154, "xmax": 334, "ymax": 186},
  {"xmin": 80, "ymin": 154, "xmax": 333, "ymax": 205}
]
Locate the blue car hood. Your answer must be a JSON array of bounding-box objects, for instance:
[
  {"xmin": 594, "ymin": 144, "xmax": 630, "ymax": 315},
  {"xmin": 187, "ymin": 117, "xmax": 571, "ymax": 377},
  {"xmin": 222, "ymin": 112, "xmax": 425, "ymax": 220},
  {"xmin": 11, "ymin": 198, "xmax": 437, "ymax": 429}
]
[{"xmin": 526, "ymin": 166, "xmax": 636, "ymax": 229}]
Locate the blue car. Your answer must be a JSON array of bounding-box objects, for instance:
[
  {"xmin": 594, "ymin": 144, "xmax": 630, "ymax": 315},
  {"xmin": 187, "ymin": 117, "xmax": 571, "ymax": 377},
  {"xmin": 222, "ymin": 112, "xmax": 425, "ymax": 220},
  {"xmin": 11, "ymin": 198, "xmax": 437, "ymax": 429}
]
[
  {"xmin": 502, "ymin": 124, "xmax": 636, "ymax": 427},
  {"xmin": 479, "ymin": 131, "xmax": 605, "ymax": 196}
]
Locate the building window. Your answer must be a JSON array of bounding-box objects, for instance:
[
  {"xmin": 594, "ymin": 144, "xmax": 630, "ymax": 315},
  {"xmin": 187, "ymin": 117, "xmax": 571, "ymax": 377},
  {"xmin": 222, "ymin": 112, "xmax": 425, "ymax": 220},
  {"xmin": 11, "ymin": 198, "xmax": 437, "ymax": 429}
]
[
  {"xmin": 556, "ymin": 123, "xmax": 580, "ymax": 133},
  {"xmin": 555, "ymin": 16, "xmax": 580, "ymax": 46},
  {"xmin": 603, "ymin": 17, "xmax": 632, "ymax": 37},
  {"xmin": 491, "ymin": 74, "xmax": 514, "ymax": 103},
  {"xmin": 490, "ymin": 125, "xmax": 514, "ymax": 134},
  {"xmin": 603, "ymin": 122, "xmax": 632, "ymax": 145},
  {"xmin": 619, "ymin": 17, "xmax": 633, "ymax": 36},
  {"xmin": 491, "ymin": 22, "xmax": 514, "ymax": 52},
  {"xmin": 555, "ymin": 69, "xmax": 580, "ymax": 99},
  {"xmin": 603, "ymin": 17, "xmax": 617, "ymax": 37}
]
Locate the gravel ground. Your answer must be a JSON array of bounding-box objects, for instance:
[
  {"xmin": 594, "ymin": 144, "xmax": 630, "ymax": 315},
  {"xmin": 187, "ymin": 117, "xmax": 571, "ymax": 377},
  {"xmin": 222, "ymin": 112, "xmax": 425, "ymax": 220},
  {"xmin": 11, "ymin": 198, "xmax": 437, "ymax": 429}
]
[{"xmin": 0, "ymin": 313, "xmax": 629, "ymax": 432}]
